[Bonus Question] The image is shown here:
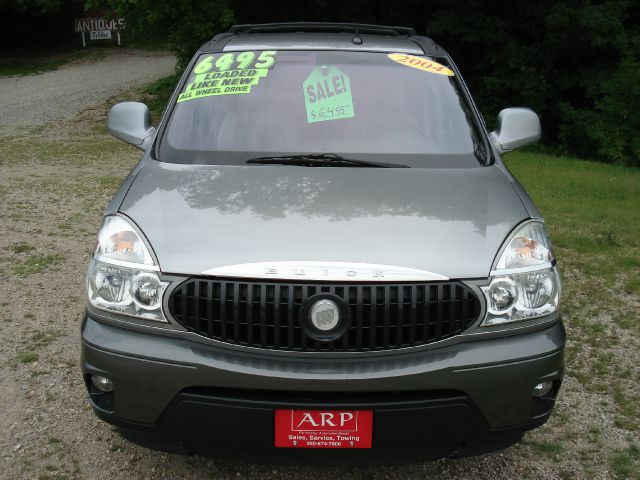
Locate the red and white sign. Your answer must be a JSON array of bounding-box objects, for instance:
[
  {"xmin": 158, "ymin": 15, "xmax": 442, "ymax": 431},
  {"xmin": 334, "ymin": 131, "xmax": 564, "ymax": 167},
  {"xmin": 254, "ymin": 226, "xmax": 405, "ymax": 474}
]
[{"xmin": 275, "ymin": 409, "xmax": 373, "ymax": 448}]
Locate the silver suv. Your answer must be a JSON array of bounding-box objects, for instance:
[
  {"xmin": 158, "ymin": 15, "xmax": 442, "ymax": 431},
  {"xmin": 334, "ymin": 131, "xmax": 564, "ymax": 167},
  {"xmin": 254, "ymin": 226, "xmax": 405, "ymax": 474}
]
[{"xmin": 81, "ymin": 23, "xmax": 564, "ymax": 464}]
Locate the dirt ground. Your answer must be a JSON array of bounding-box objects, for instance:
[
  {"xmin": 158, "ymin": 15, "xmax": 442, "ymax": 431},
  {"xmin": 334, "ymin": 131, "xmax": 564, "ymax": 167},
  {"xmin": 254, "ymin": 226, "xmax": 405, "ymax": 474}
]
[
  {"xmin": 0, "ymin": 49, "xmax": 175, "ymax": 133},
  {"xmin": 0, "ymin": 50, "xmax": 638, "ymax": 480}
]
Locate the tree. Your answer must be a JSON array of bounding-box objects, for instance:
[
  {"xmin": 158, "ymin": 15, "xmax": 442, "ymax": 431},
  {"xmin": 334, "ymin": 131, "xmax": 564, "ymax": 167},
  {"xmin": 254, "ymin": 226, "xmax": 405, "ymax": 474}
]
[{"xmin": 0, "ymin": 0, "xmax": 85, "ymax": 48}]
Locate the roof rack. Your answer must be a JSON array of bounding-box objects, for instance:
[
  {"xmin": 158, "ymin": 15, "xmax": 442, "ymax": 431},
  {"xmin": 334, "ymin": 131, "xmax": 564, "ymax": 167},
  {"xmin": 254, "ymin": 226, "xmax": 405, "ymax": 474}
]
[{"xmin": 228, "ymin": 22, "xmax": 416, "ymax": 37}]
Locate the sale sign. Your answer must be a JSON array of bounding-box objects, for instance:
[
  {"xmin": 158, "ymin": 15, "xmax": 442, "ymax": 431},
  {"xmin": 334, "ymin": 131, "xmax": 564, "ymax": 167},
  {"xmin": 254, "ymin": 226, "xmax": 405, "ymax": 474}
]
[
  {"xmin": 275, "ymin": 409, "xmax": 373, "ymax": 448},
  {"xmin": 303, "ymin": 65, "xmax": 355, "ymax": 123}
]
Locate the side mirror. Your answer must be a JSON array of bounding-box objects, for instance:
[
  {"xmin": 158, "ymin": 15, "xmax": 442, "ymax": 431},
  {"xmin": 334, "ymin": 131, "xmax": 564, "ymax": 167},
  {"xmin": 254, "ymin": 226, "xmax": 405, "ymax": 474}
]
[
  {"xmin": 490, "ymin": 108, "xmax": 541, "ymax": 154},
  {"xmin": 107, "ymin": 102, "xmax": 156, "ymax": 151}
]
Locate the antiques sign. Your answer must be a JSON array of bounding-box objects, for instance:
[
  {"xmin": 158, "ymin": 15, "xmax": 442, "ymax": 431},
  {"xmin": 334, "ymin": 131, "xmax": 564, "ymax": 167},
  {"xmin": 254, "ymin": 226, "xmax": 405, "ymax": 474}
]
[{"xmin": 74, "ymin": 17, "xmax": 126, "ymax": 46}]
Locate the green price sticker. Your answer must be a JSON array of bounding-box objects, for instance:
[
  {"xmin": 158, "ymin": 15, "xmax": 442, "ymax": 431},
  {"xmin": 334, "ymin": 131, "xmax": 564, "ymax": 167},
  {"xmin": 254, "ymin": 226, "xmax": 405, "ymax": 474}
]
[
  {"xmin": 303, "ymin": 65, "xmax": 355, "ymax": 123},
  {"xmin": 177, "ymin": 51, "xmax": 277, "ymax": 103}
]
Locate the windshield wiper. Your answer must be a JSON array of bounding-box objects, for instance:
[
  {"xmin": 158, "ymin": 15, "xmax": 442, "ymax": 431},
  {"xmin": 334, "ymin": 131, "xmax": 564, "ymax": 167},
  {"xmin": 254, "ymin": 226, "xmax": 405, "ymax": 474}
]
[{"xmin": 246, "ymin": 153, "xmax": 409, "ymax": 168}]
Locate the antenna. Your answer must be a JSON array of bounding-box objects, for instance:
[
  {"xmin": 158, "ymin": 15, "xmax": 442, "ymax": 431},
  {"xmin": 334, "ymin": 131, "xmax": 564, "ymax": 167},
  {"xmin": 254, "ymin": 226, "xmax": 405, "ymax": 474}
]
[{"xmin": 352, "ymin": 22, "xmax": 363, "ymax": 45}]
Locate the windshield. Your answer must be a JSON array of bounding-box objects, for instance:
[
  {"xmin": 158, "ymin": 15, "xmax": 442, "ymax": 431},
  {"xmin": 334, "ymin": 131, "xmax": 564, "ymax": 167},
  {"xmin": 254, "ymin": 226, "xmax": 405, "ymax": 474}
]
[{"xmin": 158, "ymin": 50, "xmax": 484, "ymax": 167}]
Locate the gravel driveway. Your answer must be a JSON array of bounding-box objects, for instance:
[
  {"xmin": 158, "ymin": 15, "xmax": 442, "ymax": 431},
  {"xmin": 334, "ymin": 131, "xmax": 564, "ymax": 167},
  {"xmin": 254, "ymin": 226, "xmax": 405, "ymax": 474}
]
[
  {"xmin": 0, "ymin": 50, "xmax": 174, "ymax": 133},
  {"xmin": 0, "ymin": 49, "xmax": 637, "ymax": 480}
]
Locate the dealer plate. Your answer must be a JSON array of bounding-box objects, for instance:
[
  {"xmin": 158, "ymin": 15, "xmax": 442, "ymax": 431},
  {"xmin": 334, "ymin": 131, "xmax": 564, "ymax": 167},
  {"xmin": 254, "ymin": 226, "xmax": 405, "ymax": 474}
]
[{"xmin": 274, "ymin": 409, "xmax": 373, "ymax": 448}]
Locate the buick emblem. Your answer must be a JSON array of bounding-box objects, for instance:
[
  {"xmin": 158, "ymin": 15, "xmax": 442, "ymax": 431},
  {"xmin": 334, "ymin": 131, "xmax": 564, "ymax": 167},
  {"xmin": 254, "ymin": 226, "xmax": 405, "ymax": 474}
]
[{"xmin": 309, "ymin": 299, "xmax": 340, "ymax": 331}]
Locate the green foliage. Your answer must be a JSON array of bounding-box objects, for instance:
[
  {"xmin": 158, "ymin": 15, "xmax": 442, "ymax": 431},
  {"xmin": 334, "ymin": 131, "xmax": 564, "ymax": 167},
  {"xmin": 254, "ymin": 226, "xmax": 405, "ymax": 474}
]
[
  {"xmin": 7, "ymin": 243, "xmax": 35, "ymax": 254},
  {"xmin": 17, "ymin": 351, "xmax": 39, "ymax": 363},
  {"xmin": 560, "ymin": 57, "xmax": 640, "ymax": 166},
  {"xmin": 3, "ymin": 0, "xmax": 71, "ymax": 14},
  {"xmin": 0, "ymin": 0, "xmax": 85, "ymax": 50},
  {"xmin": 530, "ymin": 440, "xmax": 565, "ymax": 459},
  {"xmin": 139, "ymin": 73, "xmax": 181, "ymax": 121},
  {"xmin": 426, "ymin": 0, "xmax": 640, "ymax": 166},
  {"xmin": 611, "ymin": 445, "xmax": 640, "ymax": 478},
  {"xmin": 12, "ymin": 254, "xmax": 63, "ymax": 276},
  {"xmin": 85, "ymin": 0, "xmax": 234, "ymax": 70},
  {"xmin": 547, "ymin": 2, "xmax": 640, "ymax": 167}
]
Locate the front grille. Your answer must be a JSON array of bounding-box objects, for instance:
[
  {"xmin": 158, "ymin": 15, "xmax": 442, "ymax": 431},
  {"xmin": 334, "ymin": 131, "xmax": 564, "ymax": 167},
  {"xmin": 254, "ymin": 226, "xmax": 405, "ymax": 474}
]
[{"xmin": 168, "ymin": 279, "xmax": 481, "ymax": 352}]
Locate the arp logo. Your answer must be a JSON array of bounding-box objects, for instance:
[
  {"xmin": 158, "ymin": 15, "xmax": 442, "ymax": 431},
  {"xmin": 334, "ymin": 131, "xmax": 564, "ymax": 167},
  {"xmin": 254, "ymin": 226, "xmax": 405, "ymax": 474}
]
[{"xmin": 291, "ymin": 410, "xmax": 359, "ymax": 432}]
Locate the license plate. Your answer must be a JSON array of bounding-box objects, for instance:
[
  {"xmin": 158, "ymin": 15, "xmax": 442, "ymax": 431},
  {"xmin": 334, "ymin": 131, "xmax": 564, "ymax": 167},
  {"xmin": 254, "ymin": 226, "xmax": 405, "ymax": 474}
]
[{"xmin": 274, "ymin": 409, "xmax": 373, "ymax": 448}]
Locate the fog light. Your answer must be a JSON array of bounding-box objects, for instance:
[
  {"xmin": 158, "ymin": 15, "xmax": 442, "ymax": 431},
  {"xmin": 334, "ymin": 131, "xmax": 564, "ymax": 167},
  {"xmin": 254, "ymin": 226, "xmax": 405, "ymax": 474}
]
[
  {"xmin": 533, "ymin": 381, "xmax": 553, "ymax": 397},
  {"xmin": 92, "ymin": 374, "xmax": 114, "ymax": 392}
]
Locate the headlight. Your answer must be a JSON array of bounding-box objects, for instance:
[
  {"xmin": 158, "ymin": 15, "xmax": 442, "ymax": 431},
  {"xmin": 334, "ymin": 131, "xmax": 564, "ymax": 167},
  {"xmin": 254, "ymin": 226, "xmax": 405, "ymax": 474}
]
[
  {"xmin": 94, "ymin": 215, "xmax": 155, "ymax": 265},
  {"xmin": 87, "ymin": 215, "xmax": 168, "ymax": 322},
  {"xmin": 482, "ymin": 221, "xmax": 560, "ymax": 326}
]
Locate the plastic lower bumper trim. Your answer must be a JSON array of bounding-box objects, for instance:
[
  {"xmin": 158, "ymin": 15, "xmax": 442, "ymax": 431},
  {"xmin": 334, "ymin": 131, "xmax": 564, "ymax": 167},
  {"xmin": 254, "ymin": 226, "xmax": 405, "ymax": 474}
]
[{"xmin": 91, "ymin": 387, "xmax": 551, "ymax": 465}]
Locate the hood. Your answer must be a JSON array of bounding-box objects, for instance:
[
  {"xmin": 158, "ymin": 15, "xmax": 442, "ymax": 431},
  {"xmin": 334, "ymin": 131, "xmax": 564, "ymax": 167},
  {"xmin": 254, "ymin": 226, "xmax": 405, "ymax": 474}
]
[{"xmin": 119, "ymin": 160, "xmax": 529, "ymax": 279}]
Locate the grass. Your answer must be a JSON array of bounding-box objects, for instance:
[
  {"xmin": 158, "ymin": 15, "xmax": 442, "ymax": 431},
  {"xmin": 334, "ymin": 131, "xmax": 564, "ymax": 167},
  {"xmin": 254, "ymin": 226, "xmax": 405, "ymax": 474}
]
[
  {"xmin": 527, "ymin": 440, "xmax": 565, "ymax": 458},
  {"xmin": 17, "ymin": 351, "xmax": 39, "ymax": 363},
  {"xmin": 7, "ymin": 243, "xmax": 35, "ymax": 254},
  {"xmin": 97, "ymin": 175, "xmax": 123, "ymax": 190},
  {"xmin": 29, "ymin": 330, "xmax": 63, "ymax": 349},
  {"xmin": 506, "ymin": 151, "xmax": 639, "ymax": 258},
  {"xmin": 612, "ymin": 386, "xmax": 640, "ymax": 431},
  {"xmin": 506, "ymin": 151, "xmax": 640, "ymax": 306},
  {"xmin": 13, "ymin": 254, "xmax": 63, "ymax": 276},
  {"xmin": 505, "ymin": 151, "xmax": 640, "ymax": 465},
  {"xmin": 611, "ymin": 445, "xmax": 640, "ymax": 478}
]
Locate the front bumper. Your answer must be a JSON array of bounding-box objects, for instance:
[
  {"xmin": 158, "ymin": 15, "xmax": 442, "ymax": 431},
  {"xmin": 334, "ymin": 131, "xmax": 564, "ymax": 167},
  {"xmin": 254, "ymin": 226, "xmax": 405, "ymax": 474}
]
[{"xmin": 81, "ymin": 315, "xmax": 564, "ymax": 464}]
